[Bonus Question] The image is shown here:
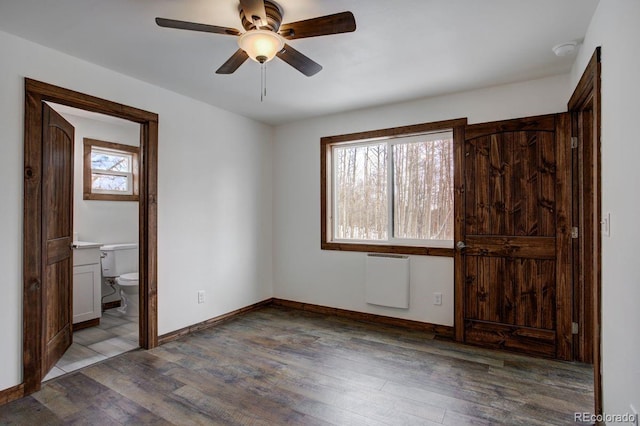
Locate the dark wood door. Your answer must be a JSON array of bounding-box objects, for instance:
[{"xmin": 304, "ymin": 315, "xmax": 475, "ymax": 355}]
[
  {"xmin": 41, "ymin": 103, "xmax": 74, "ymax": 375},
  {"xmin": 455, "ymin": 113, "xmax": 572, "ymax": 360}
]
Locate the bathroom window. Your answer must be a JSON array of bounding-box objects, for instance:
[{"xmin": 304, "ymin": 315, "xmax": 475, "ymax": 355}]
[{"xmin": 83, "ymin": 138, "xmax": 139, "ymax": 201}]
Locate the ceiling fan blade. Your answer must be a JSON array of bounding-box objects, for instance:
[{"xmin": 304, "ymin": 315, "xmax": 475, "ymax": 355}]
[
  {"xmin": 216, "ymin": 49, "xmax": 250, "ymax": 74},
  {"xmin": 278, "ymin": 12, "xmax": 356, "ymax": 40},
  {"xmin": 155, "ymin": 17, "xmax": 241, "ymax": 36},
  {"xmin": 239, "ymin": 0, "xmax": 268, "ymax": 26},
  {"xmin": 276, "ymin": 43, "xmax": 322, "ymax": 77}
]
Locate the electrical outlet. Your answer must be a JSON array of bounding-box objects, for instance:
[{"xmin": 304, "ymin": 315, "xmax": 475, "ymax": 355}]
[
  {"xmin": 434, "ymin": 292, "xmax": 442, "ymax": 306},
  {"xmin": 631, "ymin": 404, "xmax": 638, "ymax": 426},
  {"xmin": 197, "ymin": 290, "xmax": 205, "ymax": 304}
]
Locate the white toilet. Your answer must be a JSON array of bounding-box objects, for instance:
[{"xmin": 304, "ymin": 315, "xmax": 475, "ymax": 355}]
[{"xmin": 100, "ymin": 243, "xmax": 139, "ymax": 320}]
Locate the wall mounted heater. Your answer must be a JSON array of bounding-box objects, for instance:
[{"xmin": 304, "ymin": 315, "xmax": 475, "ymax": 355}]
[{"xmin": 365, "ymin": 254, "xmax": 410, "ymax": 309}]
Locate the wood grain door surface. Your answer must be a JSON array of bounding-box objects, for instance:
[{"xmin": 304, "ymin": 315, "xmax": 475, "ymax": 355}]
[
  {"xmin": 458, "ymin": 113, "xmax": 572, "ymax": 360},
  {"xmin": 41, "ymin": 103, "xmax": 74, "ymax": 375}
]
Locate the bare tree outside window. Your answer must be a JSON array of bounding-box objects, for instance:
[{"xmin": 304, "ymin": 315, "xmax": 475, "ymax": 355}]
[
  {"xmin": 332, "ymin": 132, "xmax": 453, "ymax": 245},
  {"xmin": 91, "ymin": 149, "xmax": 133, "ymax": 192},
  {"xmin": 334, "ymin": 143, "xmax": 388, "ymax": 240},
  {"xmin": 393, "ymin": 138, "xmax": 453, "ymax": 240}
]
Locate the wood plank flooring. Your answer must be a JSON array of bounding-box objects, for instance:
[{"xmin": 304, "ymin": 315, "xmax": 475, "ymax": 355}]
[{"xmin": 0, "ymin": 305, "xmax": 594, "ymax": 425}]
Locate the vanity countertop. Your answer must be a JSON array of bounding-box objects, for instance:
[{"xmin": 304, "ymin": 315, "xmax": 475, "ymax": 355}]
[{"xmin": 72, "ymin": 241, "xmax": 102, "ymax": 249}]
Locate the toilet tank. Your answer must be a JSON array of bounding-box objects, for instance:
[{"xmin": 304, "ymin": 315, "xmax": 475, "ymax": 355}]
[{"xmin": 100, "ymin": 243, "xmax": 138, "ymax": 277}]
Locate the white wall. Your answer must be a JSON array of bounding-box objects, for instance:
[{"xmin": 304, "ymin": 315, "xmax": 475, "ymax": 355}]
[
  {"xmin": 273, "ymin": 74, "xmax": 570, "ymax": 326},
  {"xmin": 0, "ymin": 29, "xmax": 273, "ymax": 390},
  {"xmin": 570, "ymin": 0, "xmax": 640, "ymax": 418},
  {"xmin": 60, "ymin": 112, "xmax": 140, "ymax": 245}
]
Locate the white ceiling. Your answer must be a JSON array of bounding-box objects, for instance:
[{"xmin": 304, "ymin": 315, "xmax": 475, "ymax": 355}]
[
  {"xmin": 0, "ymin": 0, "xmax": 599, "ymax": 125},
  {"xmin": 47, "ymin": 102, "xmax": 141, "ymax": 130}
]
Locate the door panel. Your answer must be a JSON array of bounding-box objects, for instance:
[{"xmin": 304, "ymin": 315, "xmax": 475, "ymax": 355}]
[
  {"xmin": 457, "ymin": 113, "xmax": 572, "ymax": 360},
  {"xmin": 41, "ymin": 104, "xmax": 74, "ymax": 375}
]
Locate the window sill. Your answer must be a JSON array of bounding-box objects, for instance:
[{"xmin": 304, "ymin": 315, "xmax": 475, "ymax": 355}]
[
  {"xmin": 83, "ymin": 193, "xmax": 139, "ymax": 202},
  {"xmin": 321, "ymin": 241, "xmax": 454, "ymax": 257}
]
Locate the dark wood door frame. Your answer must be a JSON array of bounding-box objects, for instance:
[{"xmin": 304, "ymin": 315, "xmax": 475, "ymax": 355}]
[
  {"xmin": 568, "ymin": 47, "xmax": 602, "ymax": 416},
  {"xmin": 23, "ymin": 78, "xmax": 159, "ymax": 395}
]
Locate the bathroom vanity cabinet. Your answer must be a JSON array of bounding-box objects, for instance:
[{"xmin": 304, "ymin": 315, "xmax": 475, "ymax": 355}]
[{"xmin": 72, "ymin": 242, "xmax": 102, "ymax": 326}]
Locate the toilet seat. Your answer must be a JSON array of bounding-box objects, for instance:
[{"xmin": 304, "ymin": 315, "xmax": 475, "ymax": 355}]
[
  {"xmin": 115, "ymin": 272, "xmax": 139, "ymax": 320},
  {"xmin": 117, "ymin": 272, "xmax": 138, "ymax": 286}
]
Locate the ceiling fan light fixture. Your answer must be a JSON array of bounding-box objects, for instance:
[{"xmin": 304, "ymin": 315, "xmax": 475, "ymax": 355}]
[{"xmin": 238, "ymin": 29, "xmax": 284, "ymax": 63}]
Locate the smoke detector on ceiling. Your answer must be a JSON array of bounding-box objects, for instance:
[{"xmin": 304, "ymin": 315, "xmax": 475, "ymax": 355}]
[{"xmin": 552, "ymin": 41, "xmax": 579, "ymax": 57}]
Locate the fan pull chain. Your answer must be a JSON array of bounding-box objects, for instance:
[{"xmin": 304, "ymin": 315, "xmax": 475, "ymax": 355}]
[{"xmin": 260, "ymin": 62, "xmax": 267, "ymax": 102}]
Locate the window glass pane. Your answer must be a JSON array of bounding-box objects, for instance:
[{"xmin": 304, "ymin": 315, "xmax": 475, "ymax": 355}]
[
  {"xmin": 334, "ymin": 143, "xmax": 388, "ymax": 240},
  {"xmin": 91, "ymin": 173, "xmax": 129, "ymax": 192},
  {"xmin": 393, "ymin": 137, "xmax": 453, "ymax": 240},
  {"xmin": 91, "ymin": 150, "xmax": 131, "ymax": 172}
]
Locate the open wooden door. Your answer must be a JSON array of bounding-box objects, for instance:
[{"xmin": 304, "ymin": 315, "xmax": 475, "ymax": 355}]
[
  {"xmin": 41, "ymin": 103, "xmax": 74, "ymax": 376},
  {"xmin": 454, "ymin": 113, "xmax": 572, "ymax": 360}
]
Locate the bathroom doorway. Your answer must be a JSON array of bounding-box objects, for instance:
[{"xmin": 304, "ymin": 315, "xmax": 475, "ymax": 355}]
[
  {"xmin": 41, "ymin": 104, "xmax": 142, "ymax": 381},
  {"xmin": 22, "ymin": 79, "xmax": 158, "ymax": 396}
]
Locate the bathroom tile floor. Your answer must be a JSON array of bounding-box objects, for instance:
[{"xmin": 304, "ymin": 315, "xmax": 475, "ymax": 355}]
[{"xmin": 43, "ymin": 309, "xmax": 139, "ymax": 382}]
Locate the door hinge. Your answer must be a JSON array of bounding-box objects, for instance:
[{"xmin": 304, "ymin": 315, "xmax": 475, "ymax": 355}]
[
  {"xmin": 572, "ymin": 322, "xmax": 579, "ymax": 335},
  {"xmin": 571, "ymin": 137, "xmax": 578, "ymax": 149},
  {"xmin": 571, "ymin": 227, "xmax": 579, "ymax": 239}
]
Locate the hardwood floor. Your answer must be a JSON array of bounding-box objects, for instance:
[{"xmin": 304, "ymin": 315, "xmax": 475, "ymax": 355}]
[{"xmin": 0, "ymin": 306, "xmax": 593, "ymax": 425}]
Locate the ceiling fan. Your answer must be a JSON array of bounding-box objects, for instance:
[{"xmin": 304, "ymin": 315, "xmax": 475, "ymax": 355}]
[{"xmin": 155, "ymin": 0, "xmax": 356, "ymax": 77}]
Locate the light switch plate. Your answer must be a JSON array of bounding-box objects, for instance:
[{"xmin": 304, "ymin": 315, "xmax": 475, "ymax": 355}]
[{"xmin": 602, "ymin": 212, "xmax": 611, "ymax": 237}]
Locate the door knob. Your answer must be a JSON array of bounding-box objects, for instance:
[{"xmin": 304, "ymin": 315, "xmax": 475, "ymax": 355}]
[{"xmin": 456, "ymin": 241, "xmax": 467, "ymax": 250}]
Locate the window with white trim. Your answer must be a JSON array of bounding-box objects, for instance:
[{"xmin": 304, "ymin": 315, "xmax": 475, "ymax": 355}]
[
  {"xmin": 83, "ymin": 138, "xmax": 139, "ymax": 201},
  {"xmin": 322, "ymin": 119, "xmax": 464, "ymax": 255}
]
